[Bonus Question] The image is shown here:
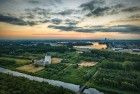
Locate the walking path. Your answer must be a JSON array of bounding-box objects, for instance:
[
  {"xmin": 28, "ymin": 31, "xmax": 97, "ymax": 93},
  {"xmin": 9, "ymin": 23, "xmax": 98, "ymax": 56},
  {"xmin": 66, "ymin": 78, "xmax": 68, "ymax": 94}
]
[{"xmin": 0, "ymin": 67, "xmax": 103, "ymax": 94}]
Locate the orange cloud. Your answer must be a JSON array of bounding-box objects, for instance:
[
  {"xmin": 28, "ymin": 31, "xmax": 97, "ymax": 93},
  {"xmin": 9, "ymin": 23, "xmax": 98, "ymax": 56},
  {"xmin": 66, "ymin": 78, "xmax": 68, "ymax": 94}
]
[{"xmin": 0, "ymin": 22, "xmax": 140, "ymax": 39}]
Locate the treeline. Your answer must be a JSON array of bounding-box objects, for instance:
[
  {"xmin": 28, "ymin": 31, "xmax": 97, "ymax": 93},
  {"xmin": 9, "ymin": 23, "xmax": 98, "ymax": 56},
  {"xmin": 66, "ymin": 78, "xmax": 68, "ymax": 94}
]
[
  {"xmin": 87, "ymin": 50, "xmax": 140, "ymax": 71},
  {"xmin": 0, "ymin": 45, "xmax": 75, "ymax": 55},
  {"xmin": 99, "ymin": 60, "xmax": 140, "ymax": 71},
  {"xmin": 0, "ymin": 73, "xmax": 74, "ymax": 94},
  {"xmin": 81, "ymin": 50, "xmax": 140, "ymax": 62}
]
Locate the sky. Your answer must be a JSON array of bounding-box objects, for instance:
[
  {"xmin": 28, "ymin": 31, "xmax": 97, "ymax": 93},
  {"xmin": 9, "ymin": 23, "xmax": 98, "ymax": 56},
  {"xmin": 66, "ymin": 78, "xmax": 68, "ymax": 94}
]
[{"xmin": 0, "ymin": 0, "xmax": 140, "ymax": 40}]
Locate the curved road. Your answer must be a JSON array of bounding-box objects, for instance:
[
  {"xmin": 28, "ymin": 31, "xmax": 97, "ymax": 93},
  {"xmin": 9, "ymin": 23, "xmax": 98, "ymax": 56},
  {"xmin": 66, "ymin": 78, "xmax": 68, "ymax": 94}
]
[{"xmin": 0, "ymin": 67, "xmax": 103, "ymax": 94}]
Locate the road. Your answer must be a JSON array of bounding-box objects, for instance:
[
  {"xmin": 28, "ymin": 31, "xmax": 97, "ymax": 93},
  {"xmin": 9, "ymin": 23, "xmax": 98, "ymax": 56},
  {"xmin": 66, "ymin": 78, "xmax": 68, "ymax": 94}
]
[{"xmin": 0, "ymin": 67, "xmax": 103, "ymax": 94}]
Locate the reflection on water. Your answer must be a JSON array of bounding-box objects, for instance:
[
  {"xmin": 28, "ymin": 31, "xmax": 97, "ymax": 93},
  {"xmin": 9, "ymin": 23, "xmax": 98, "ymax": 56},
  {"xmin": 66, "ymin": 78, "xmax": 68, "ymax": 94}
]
[
  {"xmin": 91, "ymin": 42, "xmax": 107, "ymax": 49},
  {"xmin": 74, "ymin": 42, "xmax": 107, "ymax": 50}
]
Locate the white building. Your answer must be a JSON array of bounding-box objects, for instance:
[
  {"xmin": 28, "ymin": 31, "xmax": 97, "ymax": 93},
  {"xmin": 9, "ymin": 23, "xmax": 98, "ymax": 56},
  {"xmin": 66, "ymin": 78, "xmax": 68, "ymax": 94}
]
[
  {"xmin": 34, "ymin": 54, "xmax": 51, "ymax": 66},
  {"xmin": 44, "ymin": 55, "xmax": 51, "ymax": 64}
]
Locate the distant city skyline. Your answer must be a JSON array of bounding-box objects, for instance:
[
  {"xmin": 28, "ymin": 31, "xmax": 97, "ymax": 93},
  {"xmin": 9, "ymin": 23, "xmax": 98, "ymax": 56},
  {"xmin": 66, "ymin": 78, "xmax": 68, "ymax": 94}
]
[{"xmin": 0, "ymin": 0, "xmax": 140, "ymax": 39}]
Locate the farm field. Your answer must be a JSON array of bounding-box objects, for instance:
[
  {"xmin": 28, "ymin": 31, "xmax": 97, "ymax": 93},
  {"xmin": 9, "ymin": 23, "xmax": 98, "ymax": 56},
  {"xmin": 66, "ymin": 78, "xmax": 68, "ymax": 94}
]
[
  {"xmin": 16, "ymin": 64, "xmax": 44, "ymax": 73},
  {"xmin": 51, "ymin": 57, "xmax": 62, "ymax": 64},
  {"xmin": 78, "ymin": 61, "xmax": 97, "ymax": 67}
]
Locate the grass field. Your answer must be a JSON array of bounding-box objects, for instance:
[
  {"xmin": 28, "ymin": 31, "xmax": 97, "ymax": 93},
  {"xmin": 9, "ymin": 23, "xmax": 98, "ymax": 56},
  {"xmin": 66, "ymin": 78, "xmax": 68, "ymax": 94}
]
[
  {"xmin": 51, "ymin": 58, "xmax": 62, "ymax": 64},
  {"xmin": 16, "ymin": 64, "xmax": 44, "ymax": 73},
  {"xmin": 35, "ymin": 63, "xmax": 96, "ymax": 85},
  {"xmin": 78, "ymin": 61, "xmax": 97, "ymax": 67},
  {"xmin": 0, "ymin": 57, "xmax": 30, "ymax": 65},
  {"xmin": 0, "ymin": 57, "xmax": 31, "ymax": 69}
]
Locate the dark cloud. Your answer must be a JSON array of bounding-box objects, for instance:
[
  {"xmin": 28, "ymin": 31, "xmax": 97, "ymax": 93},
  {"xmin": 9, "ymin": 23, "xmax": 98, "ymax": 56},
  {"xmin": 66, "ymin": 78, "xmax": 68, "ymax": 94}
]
[
  {"xmin": 0, "ymin": 13, "xmax": 42, "ymax": 26},
  {"xmin": 48, "ymin": 25, "xmax": 79, "ymax": 31},
  {"xmin": 65, "ymin": 19, "xmax": 79, "ymax": 26},
  {"xmin": 48, "ymin": 24, "xmax": 140, "ymax": 34},
  {"xmin": 29, "ymin": 0, "xmax": 40, "ymax": 4},
  {"xmin": 122, "ymin": 6, "xmax": 140, "ymax": 12},
  {"xmin": 51, "ymin": 0, "xmax": 62, "ymax": 4},
  {"xmin": 108, "ymin": 25, "xmax": 140, "ymax": 34},
  {"xmin": 24, "ymin": 8, "xmax": 49, "ymax": 17},
  {"xmin": 86, "ymin": 7, "xmax": 110, "ymax": 16},
  {"xmin": 0, "ymin": 14, "xmax": 27, "ymax": 25},
  {"xmin": 21, "ymin": 7, "xmax": 81, "ymax": 25},
  {"xmin": 20, "ymin": 11, "xmax": 35, "ymax": 19},
  {"xmin": 84, "ymin": 5, "xmax": 122, "ymax": 16},
  {"xmin": 129, "ymin": 14, "xmax": 140, "ymax": 19},
  {"xmin": 0, "ymin": 0, "xmax": 11, "ymax": 3},
  {"xmin": 80, "ymin": 0, "xmax": 140, "ymax": 17},
  {"xmin": 80, "ymin": 0, "xmax": 104, "ymax": 11},
  {"xmin": 56, "ymin": 9, "xmax": 73, "ymax": 15},
  {"xmin": 76, "ymin": 25, "xmax": 140, "ymax": 34},
  {"xmin": 80, "ymin": 0, "xmax": 124, "ymax": 17},
  {"xmin": 19, "ymin": 8, "xmax": 52, "ymax": 25},
  {"xmin": 51, "ymin": 18, "xmax": 62, "ymax": 24},
  {"xmin": 26, "ymin": 21, "xmax": 38, "ymax": 26}
]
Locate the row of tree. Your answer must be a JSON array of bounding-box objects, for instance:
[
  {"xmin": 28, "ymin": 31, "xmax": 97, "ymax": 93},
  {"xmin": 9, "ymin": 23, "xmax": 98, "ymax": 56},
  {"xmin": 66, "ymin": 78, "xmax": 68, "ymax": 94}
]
[
  {"xmin": 0, "ymin": 44, "xmax": 75, "ymax": 55},
  {"xmin": 99, "ymin": 60, "xmax": 140, "ymax": 71},
  {"xmin": 82, "ymin": 49, "xmax": 140, "ymax": 62},
  {"xmin": 93, "ymin": 68, "xmax": 140, "ymax": 92}
]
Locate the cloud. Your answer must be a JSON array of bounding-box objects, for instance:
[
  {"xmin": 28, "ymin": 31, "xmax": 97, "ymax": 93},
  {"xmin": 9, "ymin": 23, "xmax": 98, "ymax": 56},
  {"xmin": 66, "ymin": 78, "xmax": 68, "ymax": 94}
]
[
  {"xmin": 129, "ymin": 14, "xmax": 140, "ymax": 19},
  {"xmin": 56, "ymin": 9, "xmax": 74, "ymax": 15},
  {"xmin": 51, "ymin": 18, "xmax": 62, "ymax": 24},
  {"xmin": 86, "ymin": 7, "xmax": 110, "ymax": 16},
  {"xmin": 0, "ymin": 0, "xmax": 140, "ymax": 34},
  {"xmin": 65, "ymin": 19, "xmax": 79, "ymax": 26},
  {"xmin": 80, "ymin": 0, "xmax": 140, "ymax": 17},
  {"xmin": 0, "ymin": 13, "xmax": 42, "ymax": 26},
  {"xmin": 48, "ymin": 24, "xmax": 140, "ymax": 34},
  {"xmin": 122, "ymin": 6, "xmax": 140, "ymax": 12},
  {"xmin": 80, "ymin": 0, "xmax": 124, "ymax": 17},
  {"xmin": 19, "ymin": 7, "xmax": 52, "ymax": 25},
  {"xmin": 20, "ymin": 7, "xmax": 82, "ymax": 25},
  {"xmin": 80, "ymin": 0, "xmax": 104, "ymax": 11},
  {"xmin": 24, "ymin": 8, "xmax": 50, "ymax": 17},
  {"xmin": 48, "ymin": 25, "xmax": 79, "ymax": 31},
  {"xmin": 76, "ymin": 25, "xmax": 140, "ymax": 34},
  {"xmin": 0, "ymin": 14, "xmax": 27, "ymax": 25},
  {"xmin": 0, "ymin": 0, "xmax": 11, "ymax": 3},
  {"xmin": 107, "ymin": 25, "xmax": 140, "ymax": 34},
  {"xmin": 28, "ymin": 0, "xmax": 40, "ymax": 4}
]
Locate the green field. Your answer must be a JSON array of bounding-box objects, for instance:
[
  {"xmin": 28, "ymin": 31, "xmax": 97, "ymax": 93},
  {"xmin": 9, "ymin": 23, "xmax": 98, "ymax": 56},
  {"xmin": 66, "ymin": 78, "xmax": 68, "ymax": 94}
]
[
  {"xmin": 36, "ymin": 64, "xmax": 96, "ymax": 85},
  {"xmin": 0, "ymin": 57, "xmax": 31, "ymax": 69}
]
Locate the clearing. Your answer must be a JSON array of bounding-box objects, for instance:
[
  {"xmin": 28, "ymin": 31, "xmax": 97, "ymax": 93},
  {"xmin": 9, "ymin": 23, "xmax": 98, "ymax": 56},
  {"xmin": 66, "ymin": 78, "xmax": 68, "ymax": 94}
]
[
  {"xmin": 16, "ymin": 64, "xmax": 44, "ymax": 73},
  {"xmin": 78, "ymin": 61, "xmax": 97, "ymax": 67},
  {"xmin": 52, "ymin": 58, "xmax": 62, "ymax": 64}
]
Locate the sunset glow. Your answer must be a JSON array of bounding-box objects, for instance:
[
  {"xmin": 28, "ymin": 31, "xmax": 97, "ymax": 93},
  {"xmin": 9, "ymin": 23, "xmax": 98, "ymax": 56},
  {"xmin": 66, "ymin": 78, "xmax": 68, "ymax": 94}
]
[{"xmin": 0, "ymin": 0, "xmax": 140, "ymax": 39}]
